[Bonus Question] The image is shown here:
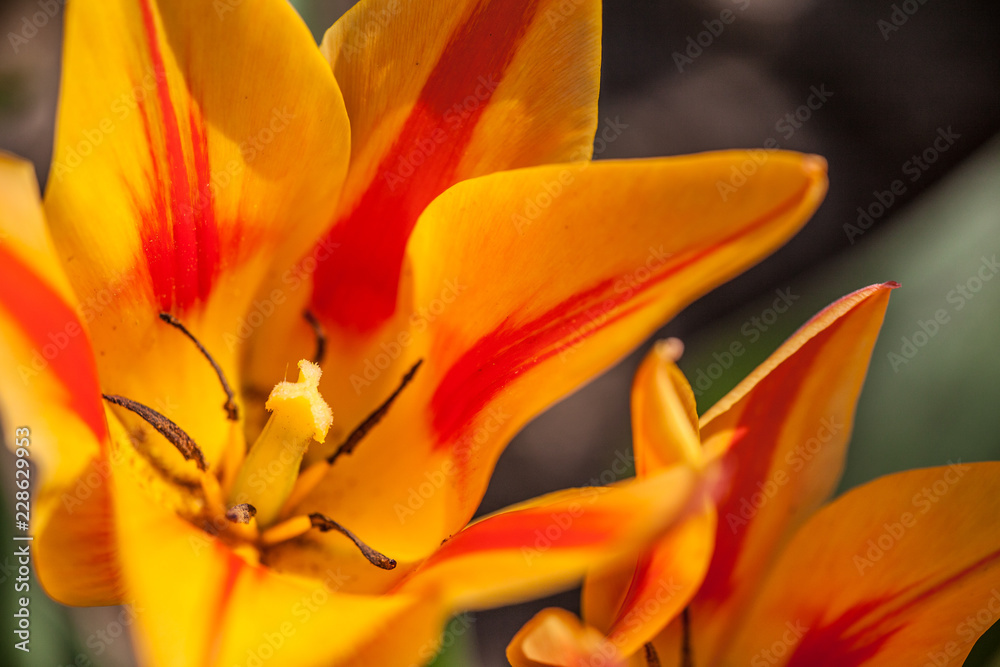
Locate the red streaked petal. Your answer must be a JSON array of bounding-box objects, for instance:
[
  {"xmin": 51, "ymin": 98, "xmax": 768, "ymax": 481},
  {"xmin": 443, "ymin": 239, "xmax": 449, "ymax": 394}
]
[
  {"xmin": 45, "ymin": 0, "xmax": 350, "ymax": 474},
  {"xmin": 311, "ymin": 0, "xmax": 602, "ymax": 332},
  {"xmin": 284, "ymin": 152, "xmax": 826, "ymax": 565},
  {"xmin": 0, "ymin": 153, "xmax": 121, "ymax": 604},
  {"xmin": 721, "ymin": 463, "xmax": 1000, "ymax": 667},
  {"xmin": 396, "ymin": 465, "xmax": 705, "ymax": 611},
  {"xmin": 674, "ymin": 283, "xmax": 897, "ymax": 664}
]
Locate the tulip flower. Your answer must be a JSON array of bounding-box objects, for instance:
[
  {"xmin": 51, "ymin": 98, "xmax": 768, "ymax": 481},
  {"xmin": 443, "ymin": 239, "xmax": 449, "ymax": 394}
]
[
  {"xmin": 2, "ymin": 0, "xmax": 829, "ymax": 664},
  {"xmin": 509, "ymin": 282, "xmax": 1000, "ymax": 667}
]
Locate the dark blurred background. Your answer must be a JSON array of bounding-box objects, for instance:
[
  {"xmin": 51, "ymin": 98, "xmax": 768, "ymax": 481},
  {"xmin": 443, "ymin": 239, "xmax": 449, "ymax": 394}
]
[{"xmin": 1, "ymin": 0, "xmax": 998, "ymax": 665}]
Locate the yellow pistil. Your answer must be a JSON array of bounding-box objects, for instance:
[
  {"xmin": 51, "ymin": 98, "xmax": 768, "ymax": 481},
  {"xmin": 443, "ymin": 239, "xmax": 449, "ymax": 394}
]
[{"xmin": 228, "ymin": 360, "xmax": 332, "ymax": 527}]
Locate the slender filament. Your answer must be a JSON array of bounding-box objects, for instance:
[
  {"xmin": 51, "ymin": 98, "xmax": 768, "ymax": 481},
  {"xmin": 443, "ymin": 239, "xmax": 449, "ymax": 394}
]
[
  {"xmin": 102, "ymin": 394, "xmax": 207, "ymax": 470},
  {"xmin": 159, "ymin": 312, "xmax": 239, "ymax": 420}
]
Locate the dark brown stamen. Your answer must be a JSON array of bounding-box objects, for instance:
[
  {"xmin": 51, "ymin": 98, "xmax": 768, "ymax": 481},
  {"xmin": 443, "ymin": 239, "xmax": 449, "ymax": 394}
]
[
  {"xmin": 102, "ymin": 394, "xmax": 207, "ymax": 471},
  {"xmin": 159, "ymin": 312, "xmax": 239, "ymax": 421},
  {"xmin": 645, "ymin": 642, "xmax": 662, "ymax": 667},
  {"xmin": 680, "ymin": 606, "xmax": 693, "ymax": 667},
  {"xmin": 302, "ymin": 309, "xmax": 327, "ymax": 366},
  {"xmin": 308, "ymin": 513, "xmax": 396, "ymax": 570},
  {"xmin": 225, "ymin": 503, "xmax": 256, "ymax": 524},
  {"xmin": 327, "ymin": 359, "xmax": 423, "ymax": 464}
]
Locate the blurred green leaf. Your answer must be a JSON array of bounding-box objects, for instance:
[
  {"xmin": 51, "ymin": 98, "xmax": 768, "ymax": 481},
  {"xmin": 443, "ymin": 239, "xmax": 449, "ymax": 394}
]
[{"xmin": 426, "ymin": 613, "xmax": 480, "ymax": 667}]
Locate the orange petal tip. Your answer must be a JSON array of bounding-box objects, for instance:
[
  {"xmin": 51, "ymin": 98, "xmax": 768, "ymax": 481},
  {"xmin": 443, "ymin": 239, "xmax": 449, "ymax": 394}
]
[
  {"xmin": 802, "ymin": 154, "xmax": 828, "ymax": 176},
  {"xmin": 654, "ymin": 337, "xmax": 685, "ymax": 362}
]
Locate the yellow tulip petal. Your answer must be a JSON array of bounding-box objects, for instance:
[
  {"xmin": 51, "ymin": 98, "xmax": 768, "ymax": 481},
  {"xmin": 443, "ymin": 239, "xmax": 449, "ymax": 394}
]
[
  {"xmin": 396, "ymin": 465, "xmax": 705, "ymax": 611},
  {"xmin": 291, "ymin": 151, "xmax": 825, "ymax": 562},
  {"xmin": 572, "ymin": 342, "xmax": 712, "ymax": 655},
  {"xmin": 508, "ymin": 608, "xmax": 629, "ymax": 667},
  {"xmin": 108, "ymin": 434, "xmax": 420, "ymax": 667},
  {"xmin": 311, "ymin": 0, "xmax": 601, "ymax": 332},
  {"xmin": 584, "ymin": 505, "xmax": 716, "ymax": 657},
  {"xmin": 685, "ymin": 283, "xmax": 897, "ymax": 663},
  {"xmin": 632, "ymin": 338, "xmax": 703, "ymax": 473},
  {"xmin": 44, "ymin": 0, "xmax": 350, "ymax": 473},
  {"xmin": 0, "ymin": 153, "xmax": 122, "ymax": 604},
  {"xmin": 722, "ymin": 463, "xmax": 1000, "ymax": 667}
]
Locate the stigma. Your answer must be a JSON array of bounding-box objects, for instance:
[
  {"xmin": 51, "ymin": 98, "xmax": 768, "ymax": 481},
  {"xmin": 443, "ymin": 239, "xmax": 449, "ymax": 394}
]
[{"xmin": 228, "ymin": 360, "xmax": 332, "ymax": 527}]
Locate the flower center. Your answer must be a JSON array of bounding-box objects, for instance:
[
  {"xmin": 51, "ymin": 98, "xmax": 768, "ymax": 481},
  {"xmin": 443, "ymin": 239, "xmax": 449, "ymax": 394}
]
[{"xmin": 102, "ymin": 311, "xmax": 421, "ymax": 572}]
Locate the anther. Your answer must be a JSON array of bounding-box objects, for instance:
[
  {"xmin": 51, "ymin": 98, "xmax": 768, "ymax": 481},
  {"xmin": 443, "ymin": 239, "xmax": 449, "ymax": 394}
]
[
  {"xmin": 102, "ymin": 394, "xmax": 207, "ymax": 471},
  {"xmin": 327, "ymin": 359, "xmax": 423, "ymax": 464},
  {"xmin": 225, "ymin": 503, "xmax": 256, "ymax": 524},
  {"xmin": 158, "ymin": 312, "xmax": 239, "ymax": 421},
  {"xmin": 645, "ymin": 643, "xmax": 662, "ymax": 667},
  {"xmin": 680, "ymin": 607, "xmax": 693, "ymax": 667},
  {"xmin": 303, "ymin": 310, "xmax": 327, "ymax": 365},
  {"xmin": 308, "ymin": 513, "xmax": 397, "ymax": 570}
]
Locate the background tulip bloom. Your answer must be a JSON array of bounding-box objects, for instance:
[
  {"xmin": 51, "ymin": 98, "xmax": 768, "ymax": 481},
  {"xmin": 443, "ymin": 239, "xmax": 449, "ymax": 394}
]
[
  {"xmin": 0, "ymin": 0, "xmax": 832, "ymax": 665},
  {"xmin": 240, "ymin": 0, "xmax": 829, "ymax": 585},
  {"xmin": 507, "ymin": 283, "xmax": 1000, "ymax": 666}
]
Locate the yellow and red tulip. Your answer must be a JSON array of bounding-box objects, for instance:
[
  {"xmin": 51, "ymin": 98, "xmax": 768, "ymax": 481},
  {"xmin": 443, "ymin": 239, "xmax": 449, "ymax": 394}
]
[
  {"xmin": 508, "ymin": 283, "xmax": 1000, "ymax": 667},
  {"xmin": 1, "ymin": 0, "xmax": 831, "ymax": 664}
]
